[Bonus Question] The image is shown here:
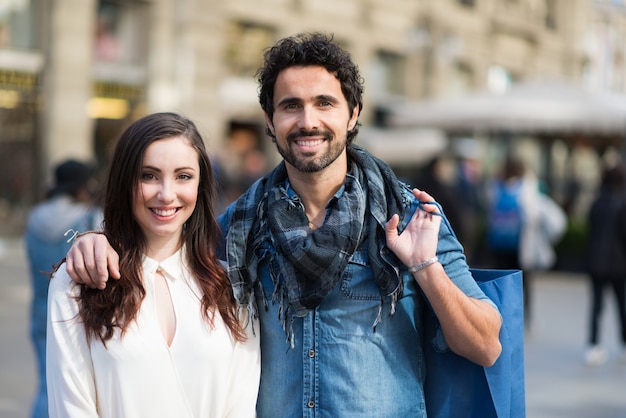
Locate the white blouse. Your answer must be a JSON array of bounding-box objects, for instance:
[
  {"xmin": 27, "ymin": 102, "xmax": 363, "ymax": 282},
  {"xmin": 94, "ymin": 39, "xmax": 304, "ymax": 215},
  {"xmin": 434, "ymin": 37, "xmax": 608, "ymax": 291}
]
[{"xmin": 46, "ymin": 249, "xmax": 260, "ymax": 418}]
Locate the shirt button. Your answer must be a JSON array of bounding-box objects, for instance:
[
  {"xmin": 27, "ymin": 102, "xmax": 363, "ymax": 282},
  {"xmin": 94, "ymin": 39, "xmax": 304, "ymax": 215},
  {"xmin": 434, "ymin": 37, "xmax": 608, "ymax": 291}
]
[
  {"xmin": 307, "ymin": 400, "xmax": 315, "ymax": 408},
  {"xmin": 308, "ymin": 349, "xmax": 315, "ymax": 358}
]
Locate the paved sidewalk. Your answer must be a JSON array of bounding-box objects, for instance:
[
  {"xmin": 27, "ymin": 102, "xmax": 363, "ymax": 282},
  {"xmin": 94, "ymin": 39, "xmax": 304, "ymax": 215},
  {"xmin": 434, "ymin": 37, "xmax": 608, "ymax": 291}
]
[
  {"xmin": 0, "ymin": 237, "xmax": 34, "ymax": 418},
  {"xmin": 1, "ymin": 236, "xmax": 625, "ymax": 417},
  {"xmin": 525, "ymin": 271, "xmax": 626, "ymax": 418}
]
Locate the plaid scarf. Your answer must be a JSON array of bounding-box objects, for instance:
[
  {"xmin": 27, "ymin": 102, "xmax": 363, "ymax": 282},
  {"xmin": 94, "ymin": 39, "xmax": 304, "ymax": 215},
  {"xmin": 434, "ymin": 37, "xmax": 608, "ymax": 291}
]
[
  {"xmin": 266, "ymin": 175, "xmax": 364, "ymax": 315},
  {"xmin": 226, "ymin": 145, "xmax": 412, "ymax": 345}
]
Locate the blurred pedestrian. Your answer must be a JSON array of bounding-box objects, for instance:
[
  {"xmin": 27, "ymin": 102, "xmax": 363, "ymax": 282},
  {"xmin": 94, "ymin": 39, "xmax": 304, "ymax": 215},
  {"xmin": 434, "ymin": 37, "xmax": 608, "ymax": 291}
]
[
  {"xmin": 454, "ymin": 138, "xmax": 486, "ymax": 265},
  {"xmin": 486, "ymin": 156, "xmax": 566, "ymax": 329},
  {"xmin": 415, "ymin": 156, "xmax": 465, "ymax": 244},
  {"xmin": 486, "ymin": 157, "xmax": 527, "ymax": 313},
  {"xmin": 213, "ymin": 124, "xmax": 268, "ymax": 213},
  {"xmin": 24, "ymin": 159, "xmax": 102, "ymax": 418},
  {"xmin": 584, "ymin": 162, "xmax": 626, "ymax": 366}
]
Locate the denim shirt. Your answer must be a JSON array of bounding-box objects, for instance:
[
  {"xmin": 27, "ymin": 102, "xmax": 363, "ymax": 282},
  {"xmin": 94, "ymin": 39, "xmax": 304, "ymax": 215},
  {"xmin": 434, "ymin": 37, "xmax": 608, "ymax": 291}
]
[{"xmin": 218, "ymin": 187, "xmax": 494, "ymax": 418}]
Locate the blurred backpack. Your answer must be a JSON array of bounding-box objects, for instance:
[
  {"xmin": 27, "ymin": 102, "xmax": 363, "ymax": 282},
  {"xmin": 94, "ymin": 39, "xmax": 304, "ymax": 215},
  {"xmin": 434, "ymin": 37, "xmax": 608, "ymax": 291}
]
[{"xmin": 487, "ymin": 181, "xmax": 523, "ymax": 251}]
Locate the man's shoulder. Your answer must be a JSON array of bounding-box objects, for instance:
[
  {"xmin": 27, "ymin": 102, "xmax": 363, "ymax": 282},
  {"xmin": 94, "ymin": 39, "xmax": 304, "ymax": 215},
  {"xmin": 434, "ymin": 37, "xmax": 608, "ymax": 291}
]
[{"xmin": 217, "ymin": 201, "xmax": 236, "ymax": 230}]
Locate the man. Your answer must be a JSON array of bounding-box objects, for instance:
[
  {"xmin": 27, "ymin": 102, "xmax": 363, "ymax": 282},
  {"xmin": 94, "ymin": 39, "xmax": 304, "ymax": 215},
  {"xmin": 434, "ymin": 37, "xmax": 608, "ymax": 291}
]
[
  {"xmin": 25, "ymin": 159, "xmax": 102, "ymax": 418},
  {"xmin": 66, "ymin": 32, "xmax": 501, "ymax": 417}
]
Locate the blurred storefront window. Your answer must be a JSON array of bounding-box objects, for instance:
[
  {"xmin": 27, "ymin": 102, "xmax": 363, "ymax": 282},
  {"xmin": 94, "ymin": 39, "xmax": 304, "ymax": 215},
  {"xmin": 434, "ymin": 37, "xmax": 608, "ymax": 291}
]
[
  {"xmin": 0, "ymin": 0, "xmax": 38, "ymax": 50},
  {"xmin": 95, "ymin": 0, "xmax": 149, "ymax": 65},
  {"xmin": 225, "ymin": 21, "xmax": 275, "ymax": 77},
  {"xmin": 458, "ymin": 0, "xmax": 475, "ymax": 7},
  {"xmin": 92, "ymin": 0, "xmax": 149, "ymax": 171},
  {"xmin": 371, "ymin": 50, "xmax": 407, "ymax": 100},
  {"xmin": 545, "ymin": 0, "xmax": 558, "ymax": 30},
  {"xmin": 0, "ymin": 0, "xmax": 42, "ymax": 234},
  {"xmin": 487, "ymin": 65, "xmax": 516, "ymax": 93},
  {"xmin": 444, "ymin": 61, "xmax": 473, "ymax": 97},
  {"xmin": 0, "ymin": 69, "xmax": 39, "ymax": 223},
  {"xmin": 92, "ymin": 80, "xmax": 146, "ymax": 170}
]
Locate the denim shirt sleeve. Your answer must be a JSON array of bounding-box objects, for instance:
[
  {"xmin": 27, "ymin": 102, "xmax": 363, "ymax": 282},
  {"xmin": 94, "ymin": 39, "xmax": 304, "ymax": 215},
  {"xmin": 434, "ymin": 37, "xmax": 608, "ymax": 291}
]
[
  {"xmin": 400, "ymin": 192, "xmax": 500, "ymax": 355},
  {"xmin": 402, "ymin": 190, "xmax": 497, "ymax": 309},
  {"xmin": 216, "ymin": 203, "xmax": 235, "ymax": 260}
]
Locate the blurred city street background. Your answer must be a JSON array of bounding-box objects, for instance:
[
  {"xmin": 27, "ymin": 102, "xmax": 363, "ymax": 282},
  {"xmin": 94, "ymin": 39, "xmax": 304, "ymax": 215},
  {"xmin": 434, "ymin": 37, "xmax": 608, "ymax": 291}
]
[
  {"xmin": 2, "ymin": 236, "xmax": 626, "ymax": 418},
  {"xmin": 3, "ymin": 1, "xmax": 626, "ymax": 417}
]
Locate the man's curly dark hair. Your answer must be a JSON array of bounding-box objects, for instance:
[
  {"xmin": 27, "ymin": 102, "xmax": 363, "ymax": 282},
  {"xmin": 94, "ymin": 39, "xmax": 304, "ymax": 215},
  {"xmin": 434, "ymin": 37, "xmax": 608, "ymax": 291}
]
[{"xmin": 256, "ymin": 32, "xmax": 364, "ymax": 145}]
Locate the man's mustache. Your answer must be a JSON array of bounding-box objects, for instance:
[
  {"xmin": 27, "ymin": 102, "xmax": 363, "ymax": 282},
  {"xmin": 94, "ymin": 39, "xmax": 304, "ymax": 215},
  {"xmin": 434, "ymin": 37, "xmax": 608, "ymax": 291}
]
[{"xmin": 286, "ymin": 130, "xmax": 333, "ymax": 141}]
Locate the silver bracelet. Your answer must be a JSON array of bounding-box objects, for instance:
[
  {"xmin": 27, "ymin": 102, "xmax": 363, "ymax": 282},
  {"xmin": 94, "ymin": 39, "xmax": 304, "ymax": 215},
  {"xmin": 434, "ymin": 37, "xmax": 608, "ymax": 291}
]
[
  {"xmin": 64, "ymin": 229, "xmax": 103, "ymax": 243},
  {"xmin": 408, "ymin": 256, "xmax": 439, "ymax": 273}
]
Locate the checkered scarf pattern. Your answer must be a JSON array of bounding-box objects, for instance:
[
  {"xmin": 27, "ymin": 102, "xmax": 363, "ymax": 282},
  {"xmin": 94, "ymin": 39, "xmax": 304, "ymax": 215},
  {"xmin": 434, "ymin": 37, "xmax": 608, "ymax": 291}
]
[{"xmin": 226, "ymin": 145, "xmax": 412, "ymax": 344}]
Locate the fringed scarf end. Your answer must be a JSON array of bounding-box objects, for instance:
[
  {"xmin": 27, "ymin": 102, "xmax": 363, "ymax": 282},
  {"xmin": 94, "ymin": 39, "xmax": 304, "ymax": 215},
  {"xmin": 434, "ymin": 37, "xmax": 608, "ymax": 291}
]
[
  {"xmin": 237, "ymin": 294, "xmax": 260, "ymax": 337},
  {"xmin": 372, "ymin": 298, "xmax": 384, "ymax": 332},
  {"xmin": 372, "ymin": 285, "xmax": 403, "ymax": 332}
]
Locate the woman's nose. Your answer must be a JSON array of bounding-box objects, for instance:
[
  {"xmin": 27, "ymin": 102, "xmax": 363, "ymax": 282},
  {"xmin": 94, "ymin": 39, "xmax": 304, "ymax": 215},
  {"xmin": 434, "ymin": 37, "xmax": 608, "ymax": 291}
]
[{"xmin": 157, "ymin": 181, "xmax": 174, "ymax": 202}]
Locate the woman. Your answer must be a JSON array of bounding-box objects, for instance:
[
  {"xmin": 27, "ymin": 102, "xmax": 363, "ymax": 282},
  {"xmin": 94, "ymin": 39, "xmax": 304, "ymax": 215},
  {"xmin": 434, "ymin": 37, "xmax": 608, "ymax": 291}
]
[{"xmin": 46, "ymin": 112, "xmax": 260, "ymax": 417}]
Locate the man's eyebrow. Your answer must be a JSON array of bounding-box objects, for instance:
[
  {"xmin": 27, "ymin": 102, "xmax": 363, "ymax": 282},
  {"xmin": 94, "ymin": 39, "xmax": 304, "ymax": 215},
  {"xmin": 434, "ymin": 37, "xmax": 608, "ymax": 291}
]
[
  {"xmin": 276, "ymin": 95, "xmax": 340, "ymax": 107},
  {"xmin": 316, "ymin": 94, "xmax": 340, "ymax": 103},
  {"xmin": 276, "ymin": 96, "xmax": 301, "ymax": 107}
]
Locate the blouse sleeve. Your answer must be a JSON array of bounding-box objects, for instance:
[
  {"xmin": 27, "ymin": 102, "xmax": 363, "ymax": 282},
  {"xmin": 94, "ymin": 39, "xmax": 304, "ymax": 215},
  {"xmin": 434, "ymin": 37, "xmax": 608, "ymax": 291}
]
[{"xmin": 46, "ymin": 264, "xmax": 99, "ymax": 418}]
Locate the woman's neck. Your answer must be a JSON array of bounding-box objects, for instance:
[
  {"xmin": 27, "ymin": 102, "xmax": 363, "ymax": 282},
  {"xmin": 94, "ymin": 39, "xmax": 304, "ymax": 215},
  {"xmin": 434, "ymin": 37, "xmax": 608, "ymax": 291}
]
[{"xmin": 145, "ymin": 235, "xmax": 183, "ymax": 262}]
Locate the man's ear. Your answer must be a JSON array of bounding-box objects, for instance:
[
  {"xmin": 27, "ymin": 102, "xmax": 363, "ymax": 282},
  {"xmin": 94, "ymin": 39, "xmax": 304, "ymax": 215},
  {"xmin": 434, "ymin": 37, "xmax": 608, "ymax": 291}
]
[
  {"xmin": 348, "ymin": 106, "xmax": 359, "ymax": 130},
  {"xmin": 264, "ymin": 113, "xmax": 275, "ymax": 136}
]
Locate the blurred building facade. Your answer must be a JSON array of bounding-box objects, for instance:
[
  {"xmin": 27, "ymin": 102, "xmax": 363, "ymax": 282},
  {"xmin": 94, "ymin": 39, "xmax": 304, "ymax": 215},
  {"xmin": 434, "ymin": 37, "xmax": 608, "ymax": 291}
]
[{"xmin": 0, "ymin": 0, "xmax": 623, "ymax": 234}]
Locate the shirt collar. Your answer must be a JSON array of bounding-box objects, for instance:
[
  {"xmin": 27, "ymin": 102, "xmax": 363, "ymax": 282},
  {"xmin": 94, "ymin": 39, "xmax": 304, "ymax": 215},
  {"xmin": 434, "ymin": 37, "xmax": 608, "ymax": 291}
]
[
  {"xmin": 283, "ymin": 177, "xmax": 346, "ymax": 203},
  {"xmin": 142, "ymin": 246, "xmax": 186, "ymax": 281}
]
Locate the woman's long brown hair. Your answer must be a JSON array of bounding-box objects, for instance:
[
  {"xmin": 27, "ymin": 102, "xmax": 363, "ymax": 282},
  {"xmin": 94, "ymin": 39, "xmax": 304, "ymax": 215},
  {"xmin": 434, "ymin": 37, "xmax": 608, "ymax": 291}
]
[{"xmin": 77, "ymin": 112, "xmax": 246, "ymax": 344}]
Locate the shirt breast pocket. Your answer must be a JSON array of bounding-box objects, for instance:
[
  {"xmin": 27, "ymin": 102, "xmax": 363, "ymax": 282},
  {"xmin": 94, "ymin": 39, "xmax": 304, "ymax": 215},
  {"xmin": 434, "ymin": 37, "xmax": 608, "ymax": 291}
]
[{"xmin": 340, "ymin": 249, "xmax": 381, "ymax": 300}]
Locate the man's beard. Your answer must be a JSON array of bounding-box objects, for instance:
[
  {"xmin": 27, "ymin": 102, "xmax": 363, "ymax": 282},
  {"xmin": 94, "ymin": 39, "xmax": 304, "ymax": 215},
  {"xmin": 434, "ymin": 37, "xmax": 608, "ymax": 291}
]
[{"xmin": 276, "ymin": 129, "xmax": 346, "ymax": 173}]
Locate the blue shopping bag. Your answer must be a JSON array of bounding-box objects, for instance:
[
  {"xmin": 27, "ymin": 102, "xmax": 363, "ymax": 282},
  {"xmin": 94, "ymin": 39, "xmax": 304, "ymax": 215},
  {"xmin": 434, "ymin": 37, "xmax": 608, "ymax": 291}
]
[{"xmin": 423, "ymin": 269, "xmax": 525, "ymax": 418}]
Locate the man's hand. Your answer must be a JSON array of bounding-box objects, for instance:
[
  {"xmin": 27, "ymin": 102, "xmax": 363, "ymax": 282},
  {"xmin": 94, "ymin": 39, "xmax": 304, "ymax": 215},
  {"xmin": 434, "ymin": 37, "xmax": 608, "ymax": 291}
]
[
  {"xmin": 385, "ymin": 188, "xmax": 441, "ymax": 268},
  {"xmin": 65, "ymin": 233, "xmax": 120, "ymax": 290}
]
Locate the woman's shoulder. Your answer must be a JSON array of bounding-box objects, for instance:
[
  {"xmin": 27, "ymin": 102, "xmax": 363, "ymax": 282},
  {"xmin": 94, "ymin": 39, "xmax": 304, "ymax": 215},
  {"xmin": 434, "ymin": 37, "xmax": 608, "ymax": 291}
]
[
  {"xmin": 47, "ymin": 263, "xmax": 83, "ymax": 321},
  {"xmin": 48, "ymin": 263, "xmax": 80, "ymax": 296}
]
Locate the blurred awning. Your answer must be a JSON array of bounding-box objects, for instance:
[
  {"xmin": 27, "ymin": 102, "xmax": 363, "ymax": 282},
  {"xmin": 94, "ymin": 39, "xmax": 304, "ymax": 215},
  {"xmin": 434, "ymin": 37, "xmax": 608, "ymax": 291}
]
[
  {"xmin": 386, "ymin": 79, "xmax": 626, "ymax": 138},
  {"xmin": 358, "ymin": 127, "xmax": 448, "ymax": 165}
]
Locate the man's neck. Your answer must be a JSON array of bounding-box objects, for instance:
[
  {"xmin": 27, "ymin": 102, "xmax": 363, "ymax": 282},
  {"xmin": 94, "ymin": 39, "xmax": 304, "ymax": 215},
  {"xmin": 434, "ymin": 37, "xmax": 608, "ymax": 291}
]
[{"xmin": 285, "ymin": 161, "xmax": 347, "ymax": 228}]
